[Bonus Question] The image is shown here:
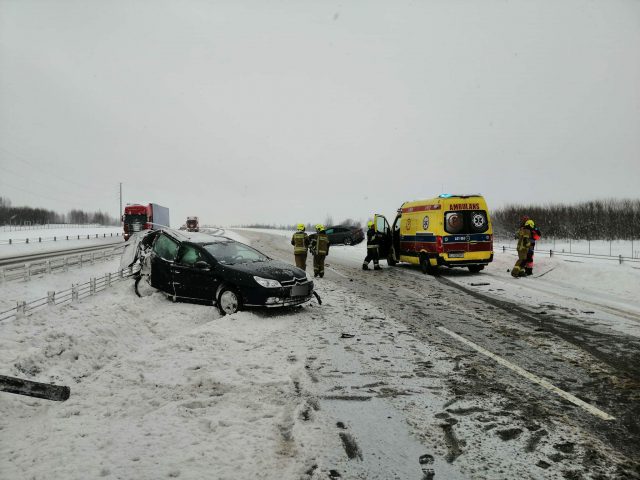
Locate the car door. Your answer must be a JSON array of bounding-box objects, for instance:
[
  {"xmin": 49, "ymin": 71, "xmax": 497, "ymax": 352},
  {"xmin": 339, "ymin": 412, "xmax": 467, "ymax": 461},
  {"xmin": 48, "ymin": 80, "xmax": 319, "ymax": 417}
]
[
  {"xmin": 150, "ymin": 233, "xmax": 180, "ymax": 294},
  {"xmin": 171, "ymin": 244, "xmax": 218, "ymax": 301},
  {"xmin": 374, "ymin": 214, "xmax": 392, "ymax": 258}
]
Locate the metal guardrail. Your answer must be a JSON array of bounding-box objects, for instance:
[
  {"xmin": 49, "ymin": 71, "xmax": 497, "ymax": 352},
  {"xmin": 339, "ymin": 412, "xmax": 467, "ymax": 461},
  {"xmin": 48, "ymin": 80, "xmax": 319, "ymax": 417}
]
[
  {"xmin": 0, "ymin": 231, "xmax": 122, "ymax": 245},
  {"xmin": 0, "ymin": 267, "xmax": 135, "ymax": 322},
  {"xmin": 496, "ymin": 244, "xmax": 640, "ymax": 264},
  {"xmin": 0, "ymin": 246, "xmax": 125, "ymax": 283}
]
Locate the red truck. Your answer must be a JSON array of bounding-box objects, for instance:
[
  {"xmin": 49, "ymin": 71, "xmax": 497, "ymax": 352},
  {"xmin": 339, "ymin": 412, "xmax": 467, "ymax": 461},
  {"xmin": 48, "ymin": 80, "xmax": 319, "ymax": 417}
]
[{"xmin": 122, "ymin": 203, "xmax": 170, "ymax": 241}]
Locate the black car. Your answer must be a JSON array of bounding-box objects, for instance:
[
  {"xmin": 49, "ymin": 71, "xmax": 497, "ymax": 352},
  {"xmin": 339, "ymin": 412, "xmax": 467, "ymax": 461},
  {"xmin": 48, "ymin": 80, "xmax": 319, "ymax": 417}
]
[
  {"xmin": 126, "ymin": 229, "xmax": 315, "ymax": 315},
  {"xmin": 324, "ymin": 225, "xmax": 364, "ymax": 245}
]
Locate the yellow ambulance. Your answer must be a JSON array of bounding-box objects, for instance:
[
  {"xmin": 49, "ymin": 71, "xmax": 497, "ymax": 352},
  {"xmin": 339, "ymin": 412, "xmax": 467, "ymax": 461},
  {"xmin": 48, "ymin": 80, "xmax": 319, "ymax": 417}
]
[{"xmin": 375, "ymin": 194, "xmax": 493, "ymax": 273}]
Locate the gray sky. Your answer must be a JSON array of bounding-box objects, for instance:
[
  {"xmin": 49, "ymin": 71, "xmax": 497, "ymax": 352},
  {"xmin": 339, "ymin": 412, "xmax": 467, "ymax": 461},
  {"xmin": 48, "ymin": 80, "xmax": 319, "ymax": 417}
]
[{"xmin": 1, "ymin": 0, "xmax": 639, "ymax": 227}]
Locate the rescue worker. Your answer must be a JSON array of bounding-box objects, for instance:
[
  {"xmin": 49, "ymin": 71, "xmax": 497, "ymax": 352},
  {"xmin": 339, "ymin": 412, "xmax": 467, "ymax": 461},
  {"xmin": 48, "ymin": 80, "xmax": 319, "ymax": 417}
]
[
  {"xmin": 511, "ymin": 219, "xmax": 533, "ymax": 277},
  {"xmin": 362, "ymin": 220, "xmax": 382, "ymax": 270},
  {"xmin": 309, "ymin": 224, "xmax": 330, "ymax": 278},
  {"xmin": 524, "ymin": 219, "xmax": 541, "ymax": 276},
  {"xmin": 290, "ymin": 223, "xmax": 309, "ymax": 270}
]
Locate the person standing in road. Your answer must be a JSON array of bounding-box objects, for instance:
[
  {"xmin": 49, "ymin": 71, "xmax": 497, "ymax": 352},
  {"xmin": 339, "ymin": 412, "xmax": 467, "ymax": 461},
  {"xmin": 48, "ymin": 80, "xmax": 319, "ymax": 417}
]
[
  {"xmin": 309, "ymin": 224, "xmax": 330, "ymax": 278},
  {"xmin": 524, "ymin": 219, "xmax": 541, "ymax": 276},
  {"xmin": 291, "ymin": 223, "xmax": 309, "ymax": 271},
  {"xmin": 511, "ymin": 219, "xmax": 532, "ymax": 277},
  {"xmin": 363, "ymin": 220, "xmax": 382, "ymax": 270}
]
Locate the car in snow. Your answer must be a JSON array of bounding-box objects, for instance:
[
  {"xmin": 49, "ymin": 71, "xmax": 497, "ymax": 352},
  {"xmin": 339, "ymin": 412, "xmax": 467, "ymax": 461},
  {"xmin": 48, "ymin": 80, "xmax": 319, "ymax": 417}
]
[
  {"xmin": 324, "ymin": 225, "xmax": 364, "ymax": 245},
  {"xmin": 123, "ymin": 229, "xmax": 315, "ymax": 315}
]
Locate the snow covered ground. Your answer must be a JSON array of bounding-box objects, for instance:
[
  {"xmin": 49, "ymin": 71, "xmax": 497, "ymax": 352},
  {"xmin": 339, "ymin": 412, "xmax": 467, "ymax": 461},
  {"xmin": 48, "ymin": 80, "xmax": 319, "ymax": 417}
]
[{"xmin": 1, "ymin": 227, "xmax": 639, "ymax": 479}]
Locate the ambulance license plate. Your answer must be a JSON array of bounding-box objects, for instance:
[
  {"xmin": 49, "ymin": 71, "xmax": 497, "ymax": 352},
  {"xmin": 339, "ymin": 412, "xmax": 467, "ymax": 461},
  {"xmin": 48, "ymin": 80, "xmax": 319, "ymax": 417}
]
[
  {"xmin": 291, "ymin": 284, "xmax": 309, "ymax": 297},
  {"xmin": 449, "ymin": 252, "xmax": 465, "ymax": 258}
]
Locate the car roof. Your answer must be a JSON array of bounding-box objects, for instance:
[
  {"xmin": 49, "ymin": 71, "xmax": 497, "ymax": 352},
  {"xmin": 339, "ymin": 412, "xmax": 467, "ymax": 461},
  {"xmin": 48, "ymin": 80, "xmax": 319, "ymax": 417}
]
[{"xmin": 160, "ymin": 228, "xmax": 234, "ymax": 244}]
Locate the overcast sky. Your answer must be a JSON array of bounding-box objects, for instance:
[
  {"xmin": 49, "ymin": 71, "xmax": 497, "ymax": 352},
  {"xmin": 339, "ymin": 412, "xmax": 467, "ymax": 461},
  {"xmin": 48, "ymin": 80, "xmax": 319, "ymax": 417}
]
[{"xmin": 1, "ymin": 0, "xmax": 639, "ymax": 227}]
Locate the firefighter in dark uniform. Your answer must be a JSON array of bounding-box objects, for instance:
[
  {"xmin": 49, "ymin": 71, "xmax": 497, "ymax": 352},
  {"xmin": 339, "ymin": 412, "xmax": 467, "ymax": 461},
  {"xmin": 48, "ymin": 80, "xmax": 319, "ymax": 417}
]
[
  {"xmin": 309, "ymin": 224, "xmax": 330, "ymax": 278},
  {"xmin": 291, "ymin": 223, "xmax": 309, "ymax": 270},
  {"xmin": 363, "ymin": 220, "xmax": 382, "ymax": 270},
  {"xmin": 524, "ymin": 219, "xmax": 541, "ymax": 276}
]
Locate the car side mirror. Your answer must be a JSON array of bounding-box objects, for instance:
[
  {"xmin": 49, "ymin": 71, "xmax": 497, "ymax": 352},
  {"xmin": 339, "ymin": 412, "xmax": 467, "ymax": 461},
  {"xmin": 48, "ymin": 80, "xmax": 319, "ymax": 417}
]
[{"xmin": 194, "ymin": 261, "xmax": 210, "ymax": 270}]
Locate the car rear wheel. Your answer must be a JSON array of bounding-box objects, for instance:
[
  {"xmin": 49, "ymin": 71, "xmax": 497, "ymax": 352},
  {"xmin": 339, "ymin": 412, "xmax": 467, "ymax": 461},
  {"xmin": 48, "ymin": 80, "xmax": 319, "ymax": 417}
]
[
  {"xmin": 218, "ymin": 287, "xmax": 242, "ymax": 316},
  {"xmin": 344, "ymin": 237, "xmax": 352, "ymax": 246}
]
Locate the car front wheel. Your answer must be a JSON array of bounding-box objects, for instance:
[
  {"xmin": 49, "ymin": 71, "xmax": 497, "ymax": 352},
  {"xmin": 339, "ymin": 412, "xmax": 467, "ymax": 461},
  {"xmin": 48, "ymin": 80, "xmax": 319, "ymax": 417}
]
[{"xmin": 218, "ymin": 287, "xmax": 242, "ymax": 315}]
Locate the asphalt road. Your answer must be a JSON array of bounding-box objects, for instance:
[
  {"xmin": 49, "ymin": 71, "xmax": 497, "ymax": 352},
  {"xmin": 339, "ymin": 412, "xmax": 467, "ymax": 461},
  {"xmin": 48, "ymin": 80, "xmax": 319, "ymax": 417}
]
[{"xmin": 240, "ymin": 229, "xmax": 640, "ymax": 480}]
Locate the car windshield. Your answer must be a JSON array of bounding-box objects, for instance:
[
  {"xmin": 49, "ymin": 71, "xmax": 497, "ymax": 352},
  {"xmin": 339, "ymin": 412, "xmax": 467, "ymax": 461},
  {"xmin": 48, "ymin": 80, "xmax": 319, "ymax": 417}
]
[{"xmin": 202, "ymin": 241, "xmax": 269, "ymax": 265}]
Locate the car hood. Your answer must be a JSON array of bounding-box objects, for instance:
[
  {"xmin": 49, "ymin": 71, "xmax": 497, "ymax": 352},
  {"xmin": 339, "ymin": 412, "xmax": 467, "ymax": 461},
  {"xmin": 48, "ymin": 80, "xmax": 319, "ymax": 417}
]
[{"xmin": 224, "ymin": 259, "xmax": 307, "ymax": 282}]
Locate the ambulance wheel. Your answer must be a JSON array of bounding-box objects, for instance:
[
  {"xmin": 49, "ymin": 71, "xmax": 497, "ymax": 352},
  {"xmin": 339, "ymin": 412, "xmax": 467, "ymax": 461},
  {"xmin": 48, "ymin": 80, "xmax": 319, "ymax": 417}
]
[
  {"xmin": 218, "ymin": 287, "xmax": 242, "ymax": 316},
  {"xmin": 387, "ymin": 256, "xmax": 396, "ymax": 266},
  {"xmin": 419, "ymin": 255, "xmax": 430, "ymax": 274},
  {"xmin": 468, "ymin": 265, "xmax": 484, "ymax": 273}
]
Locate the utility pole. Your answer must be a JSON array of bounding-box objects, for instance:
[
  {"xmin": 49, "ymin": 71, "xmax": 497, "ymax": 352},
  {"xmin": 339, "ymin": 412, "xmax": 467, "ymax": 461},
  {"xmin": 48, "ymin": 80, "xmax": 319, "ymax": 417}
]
[{"xmin": 119, "ymin": 183, "xmax": 122, "ymax": 224}]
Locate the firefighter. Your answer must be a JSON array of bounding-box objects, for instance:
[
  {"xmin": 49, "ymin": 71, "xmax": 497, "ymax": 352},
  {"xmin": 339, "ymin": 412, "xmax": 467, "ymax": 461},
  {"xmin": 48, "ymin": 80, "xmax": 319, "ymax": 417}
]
[
  {"xmin": 524, "ymin": 219, "xmax": 541, "ymax": 276},
  {"xmin": 363, "ymin": 220, "xmax": 382, "ymax": 270},
  {"xmin": 511, "ymin": 220, "xmax": 532, "ymax": 277},
  {"xmin": 309, "ymin": 224, "xmax": 330, "ymax": 278},
  {"xmin": 291, "ymin": 223, "xmax": 309, "ymax": 270}
]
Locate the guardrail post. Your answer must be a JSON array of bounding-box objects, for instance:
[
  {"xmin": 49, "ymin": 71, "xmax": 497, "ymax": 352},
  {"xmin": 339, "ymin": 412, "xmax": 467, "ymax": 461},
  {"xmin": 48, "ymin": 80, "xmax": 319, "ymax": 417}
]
[
  {"xmin": 550, "ymin": 249, "xmax": 553, "ymax": 257},
  {"xmin": 47, "ymin": 291, "xmax": 55, "ymax": 306},
  {"xmin": 502, "ymin": 245, "xmax": 505, "ymax": 252},
  {"xmin": 91, "ymin": 253, "xmax": 95, "ymax": 265},
  {"xmin": 87, "ymin": 234, "xmax": 90, "ymax": 240},
  {"xmin": 90, "ymin": 278, "xmax": 96, "ymax": 295},
  {"xmin": 23, "ymin": 264, "xmax": 29, "ymax": 282},
  {"xmin": 72, "ymin": 285, "xmax": 79, "ymax": 301},
  {"xmin": 54, "ymin": 236, "xmax": 56, "ymax": 241},
  {"xmin": 26, "ymin": 238, "xmax": 29, "ymax": 244},
  {"xmin": 119, "ymin": 269, "xmax": 124, "ymax": 279},
  {"xmin": 619, "ymin": 255, "xmax": 623, "ymax": 265},
  {"xmin": 8, "ymin": 239, "xmax": 11, "ymax": 245},
  {"xmin": 107, "ymin": 273, "xmax": 112, "ymax": 287},
  {"xmin": 95, "ymin": 234, "xmax": 98, "ymax": 239},
  {"xmin": 46, "ymin": 260, "xmax": 51, "ymax": 274},
  {"xmin": 63, "ymin": 257, "xmax": 68, "ymax": 272},
  {"xmin": 77, "ymin": 235, "xmax": 80, "ymax": 240},
  {"xmin": 39, "ymin": 237, "xmax": 41, "ymax": 243},
  {"xmin": 16, "ymin": 301, "xmax": 26, "ymax": 319}
]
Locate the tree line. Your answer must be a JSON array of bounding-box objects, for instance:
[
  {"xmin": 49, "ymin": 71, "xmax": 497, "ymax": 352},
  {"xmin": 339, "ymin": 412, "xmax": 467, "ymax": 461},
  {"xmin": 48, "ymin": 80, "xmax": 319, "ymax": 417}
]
[
  {"xmin": 0, "ymin": 196, "xmax": 119, "ymax": 226},
  {"xmin": 238, "ymin": 217, "xmax": 363, "ymax": 231},
  {"xmin": 491, "ymin": 199, "xmax": 640, "ymax": 240}
]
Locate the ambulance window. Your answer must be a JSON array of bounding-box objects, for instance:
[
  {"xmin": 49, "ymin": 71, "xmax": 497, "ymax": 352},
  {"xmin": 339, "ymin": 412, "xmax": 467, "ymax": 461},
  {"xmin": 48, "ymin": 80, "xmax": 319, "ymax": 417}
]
[
  {"xmin": 375, "ymin": 216, "xmax": 386, "ymax": 232},
  {"xmin": 445, "ymin": 212, "xmax": 464, "ymax": 234},
  {"xmin": 469, "ymin": 211, "xmax": 488, "ymax": 233}
]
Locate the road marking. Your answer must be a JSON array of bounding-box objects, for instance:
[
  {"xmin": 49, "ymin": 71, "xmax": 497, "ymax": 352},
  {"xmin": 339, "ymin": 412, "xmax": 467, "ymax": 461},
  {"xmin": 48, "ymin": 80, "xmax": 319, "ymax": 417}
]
[
  {"xmin": 437, "ymin": 326, "xmax": 615, "ymax": 421},
  {"xmin": 327, "ymin": 267, "xmax": 349, "ymax": 279}
]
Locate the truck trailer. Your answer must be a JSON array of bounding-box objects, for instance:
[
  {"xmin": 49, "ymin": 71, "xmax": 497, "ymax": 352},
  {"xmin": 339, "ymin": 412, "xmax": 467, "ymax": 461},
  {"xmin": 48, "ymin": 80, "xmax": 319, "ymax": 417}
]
[{"xmin": 122, "ymin": 203, "xmax": 170, "ymax": 240}]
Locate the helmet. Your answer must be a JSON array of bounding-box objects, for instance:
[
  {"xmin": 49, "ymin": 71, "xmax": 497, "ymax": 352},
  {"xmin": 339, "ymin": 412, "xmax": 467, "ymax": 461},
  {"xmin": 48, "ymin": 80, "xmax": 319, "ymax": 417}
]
[
  {"xmin": 316, "ymin": 224, "xmax": 324, "ymax": 232},
  {"xmin": 367, "ymin": 220, "xmax": 374, "ymax": 228},
  {"xmin": 297, "ymin": 223, "xmax": 305, "ymax": 231},
  {"xmin": 525, "ymin": 219, "xmax": 535, "ymax": 228}
]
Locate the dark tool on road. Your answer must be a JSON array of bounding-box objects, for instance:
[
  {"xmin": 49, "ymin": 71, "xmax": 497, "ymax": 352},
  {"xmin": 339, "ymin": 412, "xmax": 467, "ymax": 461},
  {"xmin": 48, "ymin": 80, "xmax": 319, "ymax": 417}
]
[
  {"xmin": 1, "ymin": 374, "xmax": 70, "ymax": 401},
  {"xmin": 313, "ymin": 291, "xmax": 322, "ymax": 305}
]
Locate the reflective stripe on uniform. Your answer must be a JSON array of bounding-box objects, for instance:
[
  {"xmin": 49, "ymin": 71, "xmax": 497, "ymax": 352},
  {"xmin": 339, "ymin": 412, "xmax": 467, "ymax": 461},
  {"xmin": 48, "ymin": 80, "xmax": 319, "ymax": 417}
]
[
  {"xmin": 316, "ymin": 234, "xmax": 329, "ymax": 255},
  {"xmin": 293, "ymin": 232, "xmax": 308, "ymax": 254}
]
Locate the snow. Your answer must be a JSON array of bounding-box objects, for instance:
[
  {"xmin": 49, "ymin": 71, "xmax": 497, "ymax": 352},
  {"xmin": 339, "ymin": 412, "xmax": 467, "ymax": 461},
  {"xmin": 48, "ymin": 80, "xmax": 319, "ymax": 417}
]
[{"xmin": 1, "ymin": 226, "xmax": 639, "ymax": 478}]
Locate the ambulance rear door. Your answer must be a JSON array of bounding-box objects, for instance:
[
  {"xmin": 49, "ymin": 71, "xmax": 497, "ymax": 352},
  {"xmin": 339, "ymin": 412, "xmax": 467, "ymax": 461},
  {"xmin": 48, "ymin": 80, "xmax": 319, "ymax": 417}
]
[{"xmin": 374, "ymin": 214, "xmax": 392, "ymax": 259}]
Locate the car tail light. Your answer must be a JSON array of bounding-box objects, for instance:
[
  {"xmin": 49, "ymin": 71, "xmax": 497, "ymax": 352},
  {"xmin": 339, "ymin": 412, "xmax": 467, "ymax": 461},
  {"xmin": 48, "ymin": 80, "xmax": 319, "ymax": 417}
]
[{"xmin": 436, "ymin": 236, "xmax": 443, "ymax": 253}]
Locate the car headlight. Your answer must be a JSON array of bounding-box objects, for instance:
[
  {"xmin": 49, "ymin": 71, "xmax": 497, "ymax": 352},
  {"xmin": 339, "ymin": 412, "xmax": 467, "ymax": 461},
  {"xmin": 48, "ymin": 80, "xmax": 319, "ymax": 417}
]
[{"xmin": 253, "ymin": 276, "xmax": 282, "ymax": 288}]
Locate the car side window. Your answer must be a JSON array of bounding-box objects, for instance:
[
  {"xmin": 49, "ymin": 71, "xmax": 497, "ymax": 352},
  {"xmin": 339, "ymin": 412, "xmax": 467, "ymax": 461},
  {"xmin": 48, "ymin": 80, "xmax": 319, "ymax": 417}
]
[
  {"xmin": 153, "ymin": 234, "xmax": 180, "ymax": 261},
  {"xmin": 177, "ymin": 244, "xmax": 203, "ymax": 266},
  {"xmin": 325, "ymin": 228, "xmax": 334, "ymax": 234}
]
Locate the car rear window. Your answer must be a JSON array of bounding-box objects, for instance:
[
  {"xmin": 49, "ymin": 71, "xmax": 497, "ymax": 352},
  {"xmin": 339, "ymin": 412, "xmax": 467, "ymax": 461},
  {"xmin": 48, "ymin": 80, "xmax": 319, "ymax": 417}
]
[{"xmin": 444, "ymin": 210, "xmax": 489, "ymax": 234}]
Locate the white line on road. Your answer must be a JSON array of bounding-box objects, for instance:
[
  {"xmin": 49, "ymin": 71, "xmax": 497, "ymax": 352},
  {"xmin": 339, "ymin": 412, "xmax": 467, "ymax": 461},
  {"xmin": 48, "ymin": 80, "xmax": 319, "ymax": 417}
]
[
  {"xmin": 327, "ymin": 267, "xmax": 349, "ymax": 279},
  {"xmin": 438, "ymin": 326, "xmax": 615, "ymax": 421}
]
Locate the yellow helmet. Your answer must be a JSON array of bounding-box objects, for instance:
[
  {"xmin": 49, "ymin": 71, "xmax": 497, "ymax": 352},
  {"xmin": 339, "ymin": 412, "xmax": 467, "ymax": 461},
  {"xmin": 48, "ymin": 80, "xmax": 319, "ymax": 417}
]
[
  {"xmin": 525, "ymin": 219, "xmax": 535, "ymax": 228},
  {"xmin": 297, "ymin": 223, "xmax": 305, "ymax": 231},
  {"xmin": 316, "ymin": 224, "xmax": 324, "ymax": 231},
  {"xmin": 367, "ymin": 220, "xmax": 374, "ymax": 228}
]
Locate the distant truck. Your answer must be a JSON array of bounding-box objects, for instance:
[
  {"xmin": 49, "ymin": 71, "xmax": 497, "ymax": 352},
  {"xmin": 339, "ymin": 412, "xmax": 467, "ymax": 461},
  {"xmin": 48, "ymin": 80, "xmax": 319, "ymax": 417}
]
[
  {"xmin": 122, "ymin": 203, "xmax": 170, "ymax": 241},
  {"xmin": 186, "ymin": 216, "xmax": 200, "ymax": 232}
]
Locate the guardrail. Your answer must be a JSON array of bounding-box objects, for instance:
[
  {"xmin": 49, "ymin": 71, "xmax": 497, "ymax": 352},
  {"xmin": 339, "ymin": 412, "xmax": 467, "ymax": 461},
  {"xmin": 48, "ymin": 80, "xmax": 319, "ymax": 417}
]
[
  {"xmin": 0, "ymin": 232, "xmax": 122, "ymax": 245},
  {"xmin": 0, "ymin": 267, "xmax": 135, "ymax": 322},
  {"xmin": 0, "ymin": 245, "xmax": 125, "ymax": 283},
  {"xmin": 0, "ymin": 224, "xmax": 117, "ymax": 232},
  {"xmin": 496, "ymin": 244, "xmax": 640, "ymax": 264}
]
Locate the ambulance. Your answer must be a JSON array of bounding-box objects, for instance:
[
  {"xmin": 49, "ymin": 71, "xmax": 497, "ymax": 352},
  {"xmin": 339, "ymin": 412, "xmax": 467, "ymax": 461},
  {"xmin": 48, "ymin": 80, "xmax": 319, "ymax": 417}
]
[{"xmin": 374, "ymin": 194, "xmax": 493, "ymax": 273}]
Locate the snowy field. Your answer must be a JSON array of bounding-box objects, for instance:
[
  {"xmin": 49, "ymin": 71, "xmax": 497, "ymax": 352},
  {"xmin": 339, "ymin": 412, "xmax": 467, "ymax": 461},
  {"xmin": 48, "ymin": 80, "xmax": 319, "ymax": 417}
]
[{"xmin": 1, "ymin": 227, "xmax": 639, "ymax": 479}]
